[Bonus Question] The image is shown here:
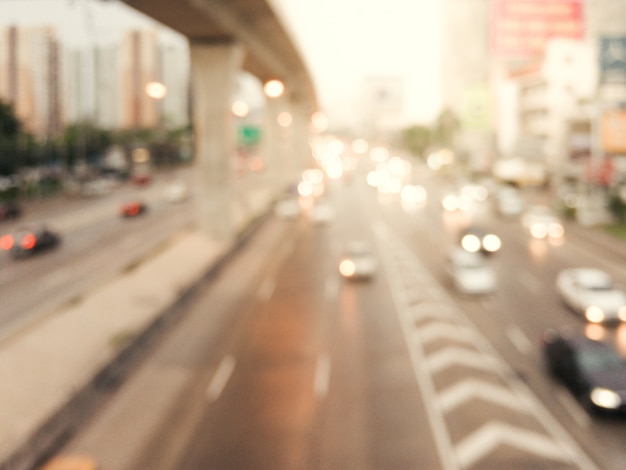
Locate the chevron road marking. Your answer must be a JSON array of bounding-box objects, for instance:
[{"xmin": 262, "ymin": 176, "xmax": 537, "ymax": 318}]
[
  {"xmin": 427, "ymin": 346, "xmax": 498, "ymax": 375},
  {"xmin": 438, "ymin": 378, "xmax": 528, "ymax": 414},
  {"xmin": 373, "ymin": 223, "xmax": 599, "ymax": 470},
  {"xmin": 455, "ymin": 421, "xmax": 571, "ymax": 469}
]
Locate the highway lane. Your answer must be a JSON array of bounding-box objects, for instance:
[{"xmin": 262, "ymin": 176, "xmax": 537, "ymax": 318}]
[
  {"xmin": 377, "ymin": 173, "xmax": 626, "ymax": 469},
  {"xmin": 0, "ymin": 172, "xmax": 195, "ymax": 339},
  {"xmin": 53, "ymin": 170, "xmax": 616, "ymax": 469}
]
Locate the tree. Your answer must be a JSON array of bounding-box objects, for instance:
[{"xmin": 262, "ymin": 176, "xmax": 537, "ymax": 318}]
[
  {"xmin": 399, "ymin": 125, "xmax": 432, "ymax": 157},
  {"xmin": 0, "ymin": 99, "xmax": 24, "ymax": 175},
  {"xmin": 432, "ymin": 108, "xmax": 460, "ymax": 147}
]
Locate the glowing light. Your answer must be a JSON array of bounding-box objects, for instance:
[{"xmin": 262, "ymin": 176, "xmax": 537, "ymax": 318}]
[
  {"xmin": 231, "ymin": 100, "xmax": 249, "ymax": 117},
  {"xmin": 145, "ymin": 81, "xmax": 167, "ymax": 99},
  {"xmin": 20, "ymin": 233, "xmax": 36, "ymax": 250},
  {"xmin": 298, "ymin": 180, "xmax": 314, "ymax": 197},
  {"xmin": 277, "ymin": 112, "xmax": 292, "ymax": 127},
  {"xmin": 263, "ymin": 79, "xmax": 285, "ymax": 98},
  {"xmin": 0, "ymin": 234, "xmax": 14, "ymax": 250},
  {"xmin": 482, "ymin": 234, "xmax": 502, "ymax": 253},
  {"xmin": 311, "ymin": 112, "xmax": 328, "ymax": 132},
  {"xmin": 351, "ymin": 139, "xmax": 369, "ymax": 154},
  {"xmin": 585, "ymin": 306, "xmax": 605, "ymax": 323},
  {"xmin": 339, "ymin": 259, "xmax": 356, "ymax": 277},
  {"xmin": 461, "ymin": 234, "xmax": 482, "ymax": 253}
]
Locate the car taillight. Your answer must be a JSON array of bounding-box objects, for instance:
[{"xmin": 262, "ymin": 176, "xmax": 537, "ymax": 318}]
[
  {"xmin": 0, "ymin": 234, "xmax": 14, "ymax": 250},
  {"xmin": 21, "ymin": 233, "xmax": 37, "ymax": 250}
]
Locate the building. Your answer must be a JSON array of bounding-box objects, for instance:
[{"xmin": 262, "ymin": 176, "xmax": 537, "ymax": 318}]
[{"xmin": 0, "ymin": 0, "xmax": 190, "ymax": 136}]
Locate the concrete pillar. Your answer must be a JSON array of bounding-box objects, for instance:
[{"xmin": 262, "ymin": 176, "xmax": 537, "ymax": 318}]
[
  {"xmin": 291, "ymin": 101, "xmax": 313, "ymax": 177},
  {"xmin": 263, "ymin": 95, "xmax": 293, "ymax": 195},
  {"xmin": 190, "ymin": 42, "xmax": 244, "ymax": 242}
]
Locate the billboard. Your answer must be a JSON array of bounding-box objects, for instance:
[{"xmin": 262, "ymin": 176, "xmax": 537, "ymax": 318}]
[
  {"xmin": 491, "ymin": 0, "xmax": 585, "ymax": 59},
  {"xmin": 600, "ymin": 37, "xmax": 626, "ymax": 84}
]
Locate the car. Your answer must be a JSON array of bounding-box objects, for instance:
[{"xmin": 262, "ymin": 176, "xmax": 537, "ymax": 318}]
[
  {"xmin": 120, "ymin": 200, "xmax": 147, "ymax": 217},
  {"xmin": 0, "ymin": 201, "xmax": 22, "ymax": 221},
  {"xmin": 521, "ymin": 205, "xmax": 564, "ymax": 239},
  {"xmin": 0, "ymin": 224, "xmax": 60, "ymax": 259},
  {"xmin": 459, "ymin": 226, "xmax": 502, "ymax": 255},
  {"xmin": 446, "ymin": 247, "xmax": 496, "ymax": 295},
  {"xmin": 542, "ymin": 329, "xmax": 626, "ymax": 413},
  {"xmin": 494, "ymin": 186, "xmax": 525, "ymax": 217},
  {"xmin": 338, "ymin": 240, "xmax": 377, "ymax": 280},
  {"xmin": 556, "ymin": 268, "xmax": 626, "ymax": 323}
]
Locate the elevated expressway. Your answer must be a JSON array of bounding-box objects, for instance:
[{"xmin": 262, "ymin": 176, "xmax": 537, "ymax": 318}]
[{"xmin": 122, "ymin": 0, "xmax": 319, "ymax": 240}]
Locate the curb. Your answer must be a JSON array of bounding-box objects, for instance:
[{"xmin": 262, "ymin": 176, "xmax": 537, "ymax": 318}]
[{"xmin": 1, "ymin": 212, "xmax": 271, "ymax": 470}]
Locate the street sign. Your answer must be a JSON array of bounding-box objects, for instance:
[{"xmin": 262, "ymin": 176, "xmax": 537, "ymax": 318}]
[{"xmin": 237, "ymin": 125, "xmax": 261, "ymax": 146}]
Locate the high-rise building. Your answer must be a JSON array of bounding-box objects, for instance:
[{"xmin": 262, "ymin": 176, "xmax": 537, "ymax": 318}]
[{"xmin": 0, "ymin": 0, "xmax": 190, "ymax": 136}]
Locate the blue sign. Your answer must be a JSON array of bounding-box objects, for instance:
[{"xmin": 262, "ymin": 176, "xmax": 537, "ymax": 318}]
[{"xmin": 600, "ymin": 37, "xmax": 626, "ymax": 83}]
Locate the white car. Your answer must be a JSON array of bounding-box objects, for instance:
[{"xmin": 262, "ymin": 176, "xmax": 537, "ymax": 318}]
[
  {"xmin": 338, "ymin": 240, "xmax": 377, "ymax": 280},
  {"xmin": 521, "ymin": 205, "xmax": 564, "ymax": 239},
  {"xmin": 556, "ymin": 268, "xmax": 626, "ymax": 323},
  {"xmin": 446, "ymin": 248, "xmax": 496, "ymax": 295}
]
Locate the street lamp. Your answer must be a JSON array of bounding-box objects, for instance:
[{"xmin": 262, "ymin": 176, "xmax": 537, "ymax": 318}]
[
  {"xmin": 145, "ymin": 81, "xmax": 167, "ymax": 100},
  {"xmin": 263, "ymin": 79, "xmax": 285, "ymax": 98}
]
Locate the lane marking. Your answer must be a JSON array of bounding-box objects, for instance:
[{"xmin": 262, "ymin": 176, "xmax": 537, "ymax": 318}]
[
  {"xmin": 314, "ymin": 353, "xmax": 331, "ymax": 398},
  {"xmin": 506, "ymin": 325, "xmax": 533, "ymax": 355},
  {"xmin": 207, "ymin": 355, "xmax": 236, "ymax": 402},
  {"xmin": 555, "ymin": 387, "xmax": 591, "ymax": 429},
  {"xmin": 257, "ymin": 278, "xmax": 276, "ymax": 303}
]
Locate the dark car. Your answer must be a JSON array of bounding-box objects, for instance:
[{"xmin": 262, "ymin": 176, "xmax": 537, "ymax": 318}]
[
  {"xmin": 542, "ymin": 329, "xmax": 626, "ymax": 413},
  {"xmin": 120, "ymin": 200, "xmax": 147, "ymax": 217},
  {"xmin": 0, "ymin": 201, "xmax": 22, "ymax": 221},
  {"xmin": 0, "ymin": 224, "xmax": 61, "ymax": 259}
]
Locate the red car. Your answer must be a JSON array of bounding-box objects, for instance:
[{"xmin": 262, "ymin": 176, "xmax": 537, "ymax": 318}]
[{"xmin": 120, "ymin": 201, "xmax": 147, "ymax": 217}]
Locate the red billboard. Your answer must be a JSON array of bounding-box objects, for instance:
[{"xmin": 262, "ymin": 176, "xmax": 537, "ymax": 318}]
[{"xmin": 491, "ymin": 0, "xmax": 585, "ymax": 59}]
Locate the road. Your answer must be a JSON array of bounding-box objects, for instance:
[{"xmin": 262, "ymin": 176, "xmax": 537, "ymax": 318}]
[
  {"xmin": 50, "ymin": 164, "xmax": 625, "ymax": 469},
  {"xmin": 0, "ymin": 171, "xmax": 195, "ymax": 340}
]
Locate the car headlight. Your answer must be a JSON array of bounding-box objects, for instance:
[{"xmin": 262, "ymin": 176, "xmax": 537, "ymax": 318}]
[
  {"xmin": 339, "ymin": 259, "xmax": 356, "ymax": 277},
  {"xmin": 482, "ymin": 234, "xmax": 501, "ymax": 253},
  {"xmin": 590, "ymin": 387, "xmax": 622, "ymax": 409},
  {"xmin": 619, "ymin": 306, "xmax": 626, "ymax": 322},
  {"xmin": 585, "ymin": 306, "xmax": 605, "ymax": 323},
  {"xmin": 548, "ymin": 223, "xmax": 564, "ymax": 238},
  {"xmin": 461, "ymin": 234, "xmax": 481, "ymax": 253},
  {"xmin": 530, "ymin": 224, "xmax": 547, "ymax": 239}
]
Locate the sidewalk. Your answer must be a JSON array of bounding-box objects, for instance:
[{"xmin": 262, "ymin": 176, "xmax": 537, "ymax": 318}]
[{"xmin": 0, "ymin": 217, "xmax": 267, "ymax": 470}]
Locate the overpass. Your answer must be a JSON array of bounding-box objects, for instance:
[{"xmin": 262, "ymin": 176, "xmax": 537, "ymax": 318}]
[{"xmin": 121, "ymin": 0, "xmax": 319, "ymax": 240}]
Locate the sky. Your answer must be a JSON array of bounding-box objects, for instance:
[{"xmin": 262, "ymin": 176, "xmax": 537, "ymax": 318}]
[
  {"xmin": 0, "ymin": 0, "xmax": 443, "ymax": 128},
  {"xmin": 270, "ymin": 0, "xmax": 444, "ymax": 127}
]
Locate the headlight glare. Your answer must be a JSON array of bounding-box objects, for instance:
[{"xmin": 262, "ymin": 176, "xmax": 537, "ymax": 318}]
[{"xmin": 590, "ymin": 387, "xmax": 621, "ymax": 409}]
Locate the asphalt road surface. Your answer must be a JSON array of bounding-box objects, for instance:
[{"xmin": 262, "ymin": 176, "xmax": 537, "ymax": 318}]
[{"xmin": 51, "ymin": 166, "xmax": 626, "ymax": 469}]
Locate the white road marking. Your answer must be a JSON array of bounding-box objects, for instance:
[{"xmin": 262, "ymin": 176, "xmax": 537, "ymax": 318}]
[
  {"xmin": 206, "ymin": 355, "xmax": 236, "ymax": 402},
  {"xmin": 456, "ymin": 421, "xmax": 572, "ymax": 469},
  {"xmin": 314, "ymin": 353, "xmax": 331, "ymax": 398},
  {"xmin": 506, "ymin": 325, "xmax": 533, "ymax": 355},
  {"xmin": 555, "ymin": 387, "xmax": 591, "ymax": 429},
  {"xmin": 427, "ymin": 346, "xmax": 498, "ymax": 375},
  {"xmin": 438, "ymin": 378, "xmax": 528, "ymax": 414},
  {"xmin": 257, "ymin": 278, "xmax": 276, "ymax": 303}
]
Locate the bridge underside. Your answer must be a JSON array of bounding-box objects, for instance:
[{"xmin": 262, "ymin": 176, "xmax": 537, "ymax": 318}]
[{"xmin": 123, "ymin": 0, "xmax": 316, "ymax": 107}]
